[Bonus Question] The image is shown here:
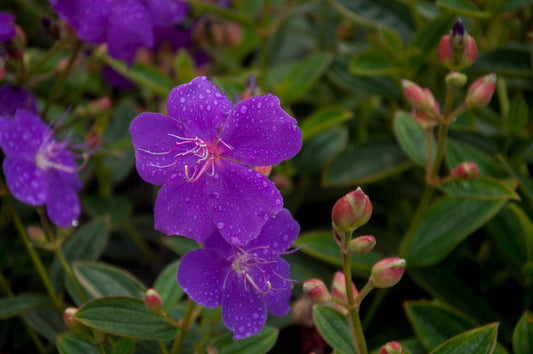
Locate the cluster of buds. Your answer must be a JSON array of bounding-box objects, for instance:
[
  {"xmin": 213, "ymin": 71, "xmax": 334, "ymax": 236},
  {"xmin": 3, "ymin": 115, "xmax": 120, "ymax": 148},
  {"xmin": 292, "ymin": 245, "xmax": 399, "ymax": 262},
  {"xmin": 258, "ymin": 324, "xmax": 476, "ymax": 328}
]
[
  {"xmin": 303, "ymin": 271, "xmax": 359, "ymax": 315},
  {"xmin": 401, "ymin": 80, "xmax": 441, "ymax": 129}
]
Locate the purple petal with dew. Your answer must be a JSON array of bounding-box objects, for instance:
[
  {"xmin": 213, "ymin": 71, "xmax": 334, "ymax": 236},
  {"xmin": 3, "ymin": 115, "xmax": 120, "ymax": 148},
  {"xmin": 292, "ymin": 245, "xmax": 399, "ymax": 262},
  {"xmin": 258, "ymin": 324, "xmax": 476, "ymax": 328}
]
[
  {"xmin": 51, "ymin": 0, "xmax": 111, "ymax": 42},
  {"xmin": 204, "ymin": 230, "xmax": 235, "ymax": 260},
  {"xmin": 209, "ymin": 160, "xmax": 283, "ymax": 246},
  {"xmin": 258, "ymin": 258, "xmax": 292, "ymax": 316},
  {"xmin": 0, "ymin": 22, "xmax": 15, "ymax": 42},
  {"xmin": 167, "ymin": 76, "xmax": 232, "ymax": 141},
  {"xmin": 144, "ymin": 0, "xmax": 188, "ymax": 27},
  {"xmin": 245, "ymin": 208, "xmax": 300, "ymax": 258},
  {"xmin": 177, "ymin": 249, "xmax": 228, "ymax": 307},
  {"xmin": 154, "ymin": 175, "xmax": 215, "ymax": 243},
  {"xmin": 3, "ymin": 157, "xmax": 47, "ymax": 206},
  {"xmin": 130, "ymin": 112, "xmax": 193, "ymax": 185},
  {"xmin": 221, "ymin": 95, "xmax": 302, "ymax": 166},
  {"xmin": 0, "ymin": 85, "xmax": 38, "ymax": 118},
  {"xmin": 0, "ymin": 111, "xmax": 48, "ymax": 157},
  {"xmin": 46, "ymin": 147, "xmax": 82, "ymax": 190},
  {"xmin": 46, "ymin": 177, "xmax": 80, "ymax": 227},
  {"xmin": 106, "ymin": 0, "xmax": 153, "ymax": 62},
  {"xmin": 222, "ymin": 272, "xmax": 267, "ymax": 340}
]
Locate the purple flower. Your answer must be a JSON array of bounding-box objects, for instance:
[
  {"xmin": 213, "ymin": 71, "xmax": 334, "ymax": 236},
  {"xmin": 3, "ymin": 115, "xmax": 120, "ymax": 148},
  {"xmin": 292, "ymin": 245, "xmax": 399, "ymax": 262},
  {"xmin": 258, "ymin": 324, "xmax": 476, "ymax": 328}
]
[
  {"xmin": 0, "ymin": 110, "xmax": 82, "ymax": 227},
  {"xmin": 130, "ymin": 77, "xmax": 301, "ymax": 245},
  {"xmin": 50, "ymin": 0, "xmax": 188, "ymax": 63},
  {"xmin": 0, "ymin": 85, "xmax": 38, "ymax": 118},
  {"xmin": 0, "ymin": 12, "xmax": 16, "ymax": 42},
  {"xmin": 177, "ymin": 208, "xmax": 299, "ymax": 339}
]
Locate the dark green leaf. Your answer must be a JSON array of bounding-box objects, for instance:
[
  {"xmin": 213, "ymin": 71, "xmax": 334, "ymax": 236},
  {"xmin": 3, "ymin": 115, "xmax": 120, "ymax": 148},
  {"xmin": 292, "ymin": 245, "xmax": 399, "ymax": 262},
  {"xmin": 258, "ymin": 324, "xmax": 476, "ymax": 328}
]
[
  {"xmin": 409, "ymin": 15, "xmax": 457, "ymax": 59},
  {"xmin": 74, "ymin": 297, "xmax": 178, "ymax": 340},
  {"xmin": 446, "ymin": 139, "xmax": 507, "ymax": 178},
  {"xmin": 498, "ymin": 0, "xmax": 533, "ymax": 12},
  {"xmin": 154, "ymin": 260, "xmax": 183, "ymax": 313},
  {"xmin": 24, "ymin": 308, "xmax": 65, "ymax": 343},
  {"xmin": 513, "ymin": 311, "xmax": 533, "ymax": 354},
  {"xmin": 430, "ymin": 323, "xmax": 499, "ymax": 354},
  {"xmin": 57, "ymin": 333, "xmax": 98, "ymax": 354},
  {"xmin": 111, "ymin": 337, "xmax": 136, "ymax": 354},
  {"xmin": 436, "ymin": 0, "xmax": 490, "ymax": 18},
  {"xmin": 469, "ymin": 49, "xmax": 533, "ymax": 77},
  {"xmin": 82, "ymin": 196, "xmax": 132, "ymax": 227},
  {"xmin": 300, "ymin": 106, "xmax": 353, "ymax": 143},
  {"xmin": 214, "ymin": 326, "xmax": 278, "ymax": 354},
  {"xmin": 314, "ymin": 305, "xmax": 355, "ymax": 354},
  {"xmin": 174, "ymin": 49, "xmax": 195, "ymax": 84},
  {"xmin": 393, "ymin": 111, "xmax": 436, "ymax": 166},
  {"xmin": 508, "ymin": 97, "xmax": 529, "ymax": 133},
  {"xmin": 350, "ymin": 51, "xmax": 401, "ymax": 76},
  {"xmin": 440, "ymin": 177, "xmax": 519, "ymax": 200},
  {"xmin": 0, "ymin": 294, "xmax": 52, "ymax": 319}
]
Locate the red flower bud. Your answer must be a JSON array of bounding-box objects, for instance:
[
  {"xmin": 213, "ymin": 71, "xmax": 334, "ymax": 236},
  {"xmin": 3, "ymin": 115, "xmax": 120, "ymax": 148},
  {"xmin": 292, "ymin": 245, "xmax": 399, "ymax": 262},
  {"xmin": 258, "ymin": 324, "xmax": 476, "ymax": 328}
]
[
  {"xmin": 347, "ymin": 235, "xmax": 376, "ymax": 255},
  {"xmin": 303, "ymin": 279, "xmax": 331, "ymax": 304},
  {"xmin": 331, "ymin": 271, "xmax": 358, "ymax": 302},
  {"xmin": 63, "ymin": 307, "xmax": 79, "ymax": 327},
  {"xmin": 466, "ymin": 74, "xmax": 497, "ymax": 108},
  {"xmin": 332, "ymin": 187, "xmax": 372, "ymax": 235},
  {"xmin": 402, "ymin": 80, "xmax": 438, "ymax": 112},
  {"xmin": 144, "ymin": 289, "xmax": 163, "ymax": 312},
  {"xmin": 371, "ymin": 258, "xmax": 406, "ymax": 288},
  {"xmin": 437, "ymin": 20, "xmax": 477, "ymax": 70},
  {"xmin": 380, "ymin": 341, "xmax": 404, "ymax": 354},
  {"xmin": 450, "ymin": 162, "xmax": 480, "ymax": 180}
]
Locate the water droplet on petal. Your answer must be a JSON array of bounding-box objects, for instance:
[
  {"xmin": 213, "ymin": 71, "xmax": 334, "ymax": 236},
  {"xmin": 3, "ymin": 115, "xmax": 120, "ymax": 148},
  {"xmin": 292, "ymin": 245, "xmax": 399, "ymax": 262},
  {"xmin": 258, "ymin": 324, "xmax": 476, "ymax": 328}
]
[
  {"xmin": 257, "ymin": 102, "xmax": 262, "ymax": 108},
  {"xmin": 275, "ymin": 199, "xmax": 281, "ymax": 205},
  {"xmin": 184, "ymin": 197, "xmax": 191, "ymax": 202},
  {"xmin": 240, "ymin": 106, "xmax": 248, "ymax": 114},
  {"xmin": 282, "ymin": 234, "xmax": 289, "ymax": 241},
  {"xmin": 180, "ymin": 97, "xmax": 185, "ymax": 103},
  {"xmin": 217, "ymin": 222, "xmax": 225, "ymax": 229},
  {"xmin": 252, "ymin": 313, "xmax": 259, "ymax": 320},
  {"xmin": 212, "ymin": 192, "xmax": 220, "ymax": 199},
  {"xmin": 215, "ymin": 92, "xmax": 224, "ymax": 98}
]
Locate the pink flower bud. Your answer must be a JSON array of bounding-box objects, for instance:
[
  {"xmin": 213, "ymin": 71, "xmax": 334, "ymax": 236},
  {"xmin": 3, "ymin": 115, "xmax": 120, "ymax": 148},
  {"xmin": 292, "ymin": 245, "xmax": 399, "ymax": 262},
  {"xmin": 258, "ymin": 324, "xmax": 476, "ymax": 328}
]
[
  {"xmin": 402, "ymin": 80, "xmax": 437, "ymax": 112},
  {"xmin": 332, "ymin": 187, "xmax": 372, "ymax": 235},
  {"xmin": 63, "ymin": 307, "xmax": 79, "ymax": 327},
  {"xmin": 303, "ymin": 279, "xmax": 331, "ymax": 304},
  {"xmin": 380, "ymin": 341, "xmax": 404, "ymax": 354},
  {"xmin": 437, "ymin": 20, "xmax": 477, "ymax": 70},
  {"xmin": 347, "ymin": 235, "xmax": 376, "ymax": 255},
  {"xmin": 450, "ymin": 162, "xmax": 480, "ymax": 180},
  {"xmin": 255, "ymin": 165, "xmax": 272, "ymax": 177},
  {"xmin": 466, "ymin": 74, "xmax": 497, "ymax": 108},
  {"xmin": 144, "ymin": 289, "xmax": 163, "ymax": 312},
  {"xmin": 27, "ymin": 226, "xmax": 46, "ymax": 245},
  {"xmin": 331, "ymin": 271, "xmax": 358, "ymax": 302},
  {"xmin": 371, "ymin": 258, "xmax": 406, "ymax": 288},
  {"xmin": 437, "ymin": 35, "xmax": 454, "ymax": 68}
]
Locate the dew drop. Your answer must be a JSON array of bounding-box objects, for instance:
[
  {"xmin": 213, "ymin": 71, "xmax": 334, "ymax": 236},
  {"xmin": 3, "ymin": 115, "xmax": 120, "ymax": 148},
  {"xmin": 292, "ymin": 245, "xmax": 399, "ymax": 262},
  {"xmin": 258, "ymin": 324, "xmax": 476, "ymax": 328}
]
[
  {"xmin": 212, "ymin": 192, "xmax": 220, "ymax": 199},
  {"xmin": 214, "ymin": 173, "xmax": 220, "ymax": 179},
  {"xmin": 215, "ymin": 92, "xmax": 223, "ymax": 98},
  {"xmin": 275, "ymin": 199, "xmax": 281, "ymax": 205},
  {"xmin": 240, "ymin": 106, "xmax": 248, "ymax": 114},
  {"xmin": 251, "ymin": 313, "xmax": 259, "ymax": 320},
  {"xmin": 282, "ymin": 234, "xmax": 289, "ymax": 241},
  {"xmin": 217, "ymin": 222, "xmax": 225, "ymax": 229},
  {"xmin": 193, "ymin": 215, "xmax": 198, "ymax": 221},
  {"xmin": 72, "ymin": 220, "xmax": 79, "ymax": 227},
  {"xmin": 180, "ymin": 97, "xmax": 185, "ymax": 103},
  {"xmin": 184, "ymin": 197, "xmax": 191, "ymax": 202},
  {"xmin": 257, "ymin": 102, "xmax": 262, "ymax": 108}
]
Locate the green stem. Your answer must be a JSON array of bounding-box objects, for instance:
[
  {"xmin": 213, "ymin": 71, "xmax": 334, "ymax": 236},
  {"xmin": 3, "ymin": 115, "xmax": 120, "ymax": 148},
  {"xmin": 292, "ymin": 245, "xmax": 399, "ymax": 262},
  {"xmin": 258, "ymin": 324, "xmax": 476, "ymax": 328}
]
[
  {"xmin": 20, "ymin": 41, "xmax": 62, "ymax": 84},
  {"xmin": 159, "ymin": 341, "xmax": 169, "ymax": 354},
  {"xmin": 343, "ymin": 252, "xmax": 368, "ymax": 354},
  {"xmin": 430, "ymin": 123, "xmax": 449, "ymax": 181},
  {"xmin": 123, "ymin": 223, "xmax": 155, "ymax": 262},
  {"xmin": 42, "ymin": 40, "xmax": 83, "ymax": 119},
  {"xmin": 171, "ymin": 298, "xmax": 196, "ymax": 354},
  {"xmin": 425, "ymin": 128, "xmax": 434, "ymax": 183},
  {"xmin": 408, "ymin": 0, "xmax": 423, "ymax": 29}
]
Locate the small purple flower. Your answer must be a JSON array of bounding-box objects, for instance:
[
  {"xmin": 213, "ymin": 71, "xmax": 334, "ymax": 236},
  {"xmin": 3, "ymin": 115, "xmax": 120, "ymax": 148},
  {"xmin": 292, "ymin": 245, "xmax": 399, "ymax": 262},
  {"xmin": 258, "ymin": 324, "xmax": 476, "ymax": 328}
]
[
  {"xmin": 0, "ymin": 110, "xmax": 83, "ymax": 227},
  {"xmin": 50, "ymin": 0, "xmax": 188, "ymax": 63},
  {"xmin": 0, "ymin": 12, "xmax": 16, "ymax": 42},
  {"xmin": 130, "ymin": 76, "xmax": 302, "ymax": 245},
  {"xmin": 0, "ymin": 85, "xmax": 38, "ymax": 118},
  {"xmin": 177, "ymin": 208, "xmax": 299, "ymax": 340}
]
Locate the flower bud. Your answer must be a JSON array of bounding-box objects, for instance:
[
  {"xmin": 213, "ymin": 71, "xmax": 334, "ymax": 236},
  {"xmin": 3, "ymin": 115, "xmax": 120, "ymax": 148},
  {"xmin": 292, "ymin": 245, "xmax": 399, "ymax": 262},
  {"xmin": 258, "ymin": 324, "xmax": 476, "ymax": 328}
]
[
  {"xmin": 401, "ymin": 80, "xmax": 436, "ymax": 112},
  {"xmin": 303, "ymin": 279, "xmax": 331, "ymax": 304},
  {"xmin": 371, "ymin": 258, "xmax": 406, "ymax": 288},
  {"xmin": 380, "ymin": 341, "xmax": 404, "ymax": 354},
  {"xmin": 465, "ymin": 74, "xmax": 496, "ymax": 108},
  {"xmin": 332, "ymin": 187, "xmax": 372, "ymax": 235},
  {"xmin": 331, "ymin": 271, "xmax": 358, "ymax": 302},
  {"xmin": 63, "ymin": 307, "xmax": 78, "ymax": 327},
  {"xmin": 255, "ymin": 165, "xmax": 272, "ymax": 177},
  {"xmin": 347, "ymin": 235, "xmax": 376, "ymax": 255},
  {"xmin": 437, "ymin": 20, "xmax": 477, "ymax": 70},
  {"xmin": 27, "ymin": 226, "xmax": 47, "ymax": 246},
  {"xmin": 144, "ymin": 289, "xmax": 163, "ymax": 312},
  {"xmin": 445, "ymin": 72, "xmax": 467, "ymax": 89},
  {"xmin": 450, "ymin": 161, "xmax": 480, "ymax": 180}
]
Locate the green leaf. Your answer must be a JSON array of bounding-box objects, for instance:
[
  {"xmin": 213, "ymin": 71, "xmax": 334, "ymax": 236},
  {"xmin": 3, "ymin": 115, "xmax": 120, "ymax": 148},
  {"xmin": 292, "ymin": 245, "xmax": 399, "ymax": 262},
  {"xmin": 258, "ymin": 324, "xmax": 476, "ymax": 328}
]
[
  {"xmin": 513, "ymin": 311, "xmax": 533, "ymax": 354},
  {"xmin": 409, "ymin": 14, "xmax": 457, "ymax": 60},
  {"xmin": 154, "ymin": 260, "xmax": 183, "ymax": 313},
  {"xmin": 393, "ymin": 111, "xmax": 436, "ymax": 166},
  {"xmin": 214, "ymin": 326, "xmax": 278, "ymax": 354},
  {"xmin": 436, "ymin": 0, "xmax": 490, "ymax": 19},
  {"xmin": 50, "ymin": 219, "xmax": 109, "ymax": 290},
  {"xmin": 446, "ymin": 139, "xmax": 507, "ymax": 178},
  {"xmin": 301, "ymin": 106, "xmax": 353, "ymax": 143},
  {"xmin": 469, "ymin": 49, "xmax": 533, "ymax": 77},
  {"xmin": 24, "ymin": 307, "xmax": 65, "ymax": 343},
  {"xmin": 314, "ymin": 305, "xmax": 356, "ymax": 354},
  {"xmin": 350, "ymin": 51, "xmax": 401, "ymax": 76},
  {"xmin": 0, "ymin": 294, "xmax": 52, "ymax": 319},
  {"xmin": 162, "ymin": 237, "xmax": 199, "ymax": 257},
  {"xmin": 174, "ymin": 49, "xmax": 195, "ymax": 84},
  {"xmin": 74, "ymin": 261, "xmax": 146, "ymax": 300},
  {"xmin": 111, "ymin": 337, "xmax": 136, "ymax": 354},
  {"xmin": 74, "ymin": 297, "xmax": 178, "ymax": 340},
  {"xmin": 440, "ymin": 177, "xmax": 519, "ymax": 200},
  {"xmin": 406, "ymin": 196, "xmax": 507, "ymax": 267},
  {"xmin": 266, "ymin": 52, "xmax": 332, "ymax": 104},
  {"xmin": 498, "ymin": 0, "xmax": 533, "ymax": 12},
  {"xmin": 404, "ymin": 300, "xmax": 478, "ymax": 350},
  {"xmin": 379, "ymin": 28, "xmax": 404, "ymax": 56},
  {"xmin": 57, "ymin": 333, "xmax": 98, "ymax": 354},
  {"xmin": 82, "ymin": 195, "xmax": 132, "ymax": 227},
  {"xmin": 430, "ymin": 323, "xmax": 499, "ymax": 354},
  {"xmin": 323, "ymin": 139, "xmax": 412, "ymax": 187},
  {"xmin": 508, "ymin": 97, "xmax": 529, "ymax": 133}
]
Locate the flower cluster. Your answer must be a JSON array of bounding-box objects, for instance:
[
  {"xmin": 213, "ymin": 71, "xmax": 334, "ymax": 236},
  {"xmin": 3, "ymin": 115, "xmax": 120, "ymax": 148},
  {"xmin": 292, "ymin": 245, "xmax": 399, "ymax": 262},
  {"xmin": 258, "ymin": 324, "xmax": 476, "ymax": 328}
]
[{"xmin": 130, "ymin": 76, "xmax": 302, "ymax": 339}]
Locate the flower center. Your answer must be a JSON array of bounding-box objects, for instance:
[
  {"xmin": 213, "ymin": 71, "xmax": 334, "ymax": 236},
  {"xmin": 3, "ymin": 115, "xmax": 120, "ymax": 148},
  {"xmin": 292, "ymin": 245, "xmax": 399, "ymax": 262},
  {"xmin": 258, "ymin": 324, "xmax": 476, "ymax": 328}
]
[{"xmin": 35, "ymin": 139, "xmax": 86, "ymax": 173}]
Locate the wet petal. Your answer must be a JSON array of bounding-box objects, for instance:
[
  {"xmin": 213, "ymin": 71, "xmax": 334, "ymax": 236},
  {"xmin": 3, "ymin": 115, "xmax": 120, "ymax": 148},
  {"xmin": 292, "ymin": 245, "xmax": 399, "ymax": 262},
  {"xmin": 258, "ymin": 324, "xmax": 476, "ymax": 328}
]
[
  {"xmin": 203, "ymin": 230, "xmax": 235, "ymax": 259},
  {"xmin": 154, "ymin": 176, "xmax": 215, "ymax": 243},
  {"xmin": 222, "ymin": 272, "xmax": 267, "ymax": 340},
  {"xmin": 258, "ymin": 258, "xmax": 292, "ymax": 316},
  {"xmin": 3, "ymin": 157, "xmax": 47, "ymax": 205},
  {"xmin": 145, "ymin": 0, "xmax": 188, "ymax": 27},
  {"xmin": 209, "ymin": 160, "xmax": 283, "ymax": 246},
  {"xmin": 0, "ymin": 111, "xmax": 48, "ymax": 157},
  {"xmin": 177, "ymin": 249, "xmax": 228, "ymax": 307},
  {"xmin": 51, "ymin": 0, "xmax": 111, "ymax": 42},
  {"xmin": 166, "ymin": 76, "xmax": 232, "ymax": 141},
  {"xmin": 0, "ymin": 85, "xmax": 38, "ymax": 118},
  {"xmin": 221, "ymin": 95, "xmax": 302, "ymax": 166},
  {"xmin": 46, "ymin": 177, "xmax": 81, "ymax": 228}
]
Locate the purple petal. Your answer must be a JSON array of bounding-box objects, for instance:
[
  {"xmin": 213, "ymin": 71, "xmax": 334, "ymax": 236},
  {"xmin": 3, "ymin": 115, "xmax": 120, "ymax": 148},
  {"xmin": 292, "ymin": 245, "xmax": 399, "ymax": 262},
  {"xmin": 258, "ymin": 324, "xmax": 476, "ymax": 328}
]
[
  {"xmin": 209, "ymin": 160, "xmax": 283, "ymax": 246},
  {"xmin": 245, "ymin": 209, "xmax": 300, "ymax": 257},
  {"xmin": 107, "ymin": 0, "xmax": 153, "ymax": 62},
  {"xmin": 204, "ymin": 230, "xmax": 235, "ymax": 259},
  {"xmin": 0, "ymin": 111, "xmax": 48, "ymax": 157},
  {"xmin": 0, "ymin": 85, "xmax": 38, "ymax": 118},
  {"xmin": 221, "ymin": 95, "xmax": 302, "ymax": 166},
  {"xmin": 51, "ymin": 0, "xmax": 111, "ymax": 42},
  {"xmin": 3, "ymin": 157, "xmax": 47, "ymax": 206},
  {"xmin": 166, "ymin": 76, "xmax": 232, "ymax": 141},
  {"xmin": 257, "ymin": 258, "xmax": 292, "ymax": 316},
  {"xmin": 144, "ymin": 0, "xmax": 188, "ymax": 27},
  {"xmin": 154, "ymin": 176, "xmax": 216, "ymax": 243},
  {"xmin": 0, "ymin": 12, "xmax": 15, "ymax": 23},
  {"xmin": 130, "ymin": 112, "xmax": 193, "ymax": 185},
  {"xmin": 0, "ymin": 23, "xmax": 15, "ymax": 42},
  {"xmin": 222, "ymin": 272, "xmax": 267, "ymax": 340},
  {"xmin": 152, "ymin": 25, "xmax": 191, "ymax": 52},
  {"xmin": 46, "ymin": 177, "xmax": 81, "ymax": 227},
  {"xmin": 177, "ymin": 249, "xmax": 228, "ymax": 307}
]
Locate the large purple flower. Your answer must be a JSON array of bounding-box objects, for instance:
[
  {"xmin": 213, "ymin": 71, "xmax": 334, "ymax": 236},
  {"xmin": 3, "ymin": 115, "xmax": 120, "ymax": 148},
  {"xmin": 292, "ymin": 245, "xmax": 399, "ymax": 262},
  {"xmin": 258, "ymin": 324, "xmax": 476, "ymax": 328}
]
[
  {"xmin": 0, "ymin": 110, "xmax": 82, "ymax": 227},
  {"xmin": 49, "ymin": 0, "xmax": 188, "ymax": 62},
  {"xmin": 0, "ymin": 12, "xmax": 16, "ymax": 42},
  {"xmin": 177, "ymin": 208, "xmax": 299, "ymax": 340},
  {"xmin": 130, "ymin": 76, "xmax": 302, "ymax": 245},
  {"xmin": 0, "ymin": 85, "xmax": 38, "ymax": 118}
]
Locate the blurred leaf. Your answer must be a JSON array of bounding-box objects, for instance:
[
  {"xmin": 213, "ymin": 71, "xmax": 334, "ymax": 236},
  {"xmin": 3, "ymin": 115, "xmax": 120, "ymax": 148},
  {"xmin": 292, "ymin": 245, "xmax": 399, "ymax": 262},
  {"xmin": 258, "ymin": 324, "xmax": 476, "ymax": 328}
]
[
  {"xmin": 74, "ymin": 297, "xmax": 178, "ymax": 340},
  {"xmin": 513, "ymin": 311, "xmax": 533, "ymax": 354},
  {"xmin": 393, "ymin": 111, "xmax": 436, "ymax": 166},
  {"xmin": 404, "ymin": 300, "xmax": 478, "ymax": 350},
  {"xmin": 162, "ymin": 237, "xmax": 199, "ymax": 257},
  {"xmin": 174, "ymin": 49, "xmax": 195, "ymax": 84},
  {"xmin": 350, "ymin": 51, "xmax": 401, "ymax": 76},
  {"xmin": 57, "ymin": 333, "xmax": 98, "ymax": 354},
  {"xmin": 24, "ymin": 307, "xmax": 65, "ymax": 343},
  {"xmin": 406, "ymin": 196, "xmax": 507, "ymax": 267},
  {"xmin": 293, "ymin": 126, "xmax": 348, "ymax": 176},
  {"xmin": 74, "ymin": 261, "xmax": 146, "ymax": 300},
  {"xmin": 380, "ymin": 28, "xmax": 404, "ymax": 56},
  {"xmin": 440, "ymin": 177, "xmax": 519, "ymax": 200},
  {"xmin": 104, "ymin": 98, "xmax": 136, "ymax": 141},
  {"xmin": 409, "ymin": 14, "xmax": 457, "ymax": 62},
  {"xmin": 50, "ymin": 219, "xmax": 109, "ymax": 290},
  {"xmin": 508, "ymin": 97, "xmax": 529, "ymax": 133},
  {"xmin": 323, "ymin": 139, "xmax": 412, "ymax": 187},
  {"xmin": 154, "ymin": 260, "xmax": 183, "ymax": 313},
  {"xmin": 436, "ymin": 0, "xmax": 490, "ymax": 18},
  {"xmin": 497, "ymin": 157, "xmax": 533, "ymax": 205},
  {"xmin": 266, "ymin": 52, "xmax": 332, "ymax": 104},
  {"xmin": 469, "ymin": 49, "xmax": 533, "ymax": 77},
  {"xmin": 301, "ymin": 106, "xmax": 353, "ymax": 143},
  {"xmin": 82, "ymin": 195, "xmax": 132, "ymax": 227},
  {"xmin": 214, "ymin": 326, "xmax": 278, "ymax": 354},
  {"xmin": 430, "ymin": 323, "xmax": 499, "ymax": 354},
  {"xmin": 111, "ymin": 337, "xmax": 136, "ymax": 354},
  {"xmin": 0, "ymin": 295, "xmax": 52, "ymax": 319},
  {"xmin": 446, "ymin": 139, "xmax": 507, "ymax": 178},
  {"xmin": 314, "ymin": 305, "xmax": 356, "ymax": 354},
  {"xmin": 497, "ymin": 0, "xmax": 533, "ymax": 12}
]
